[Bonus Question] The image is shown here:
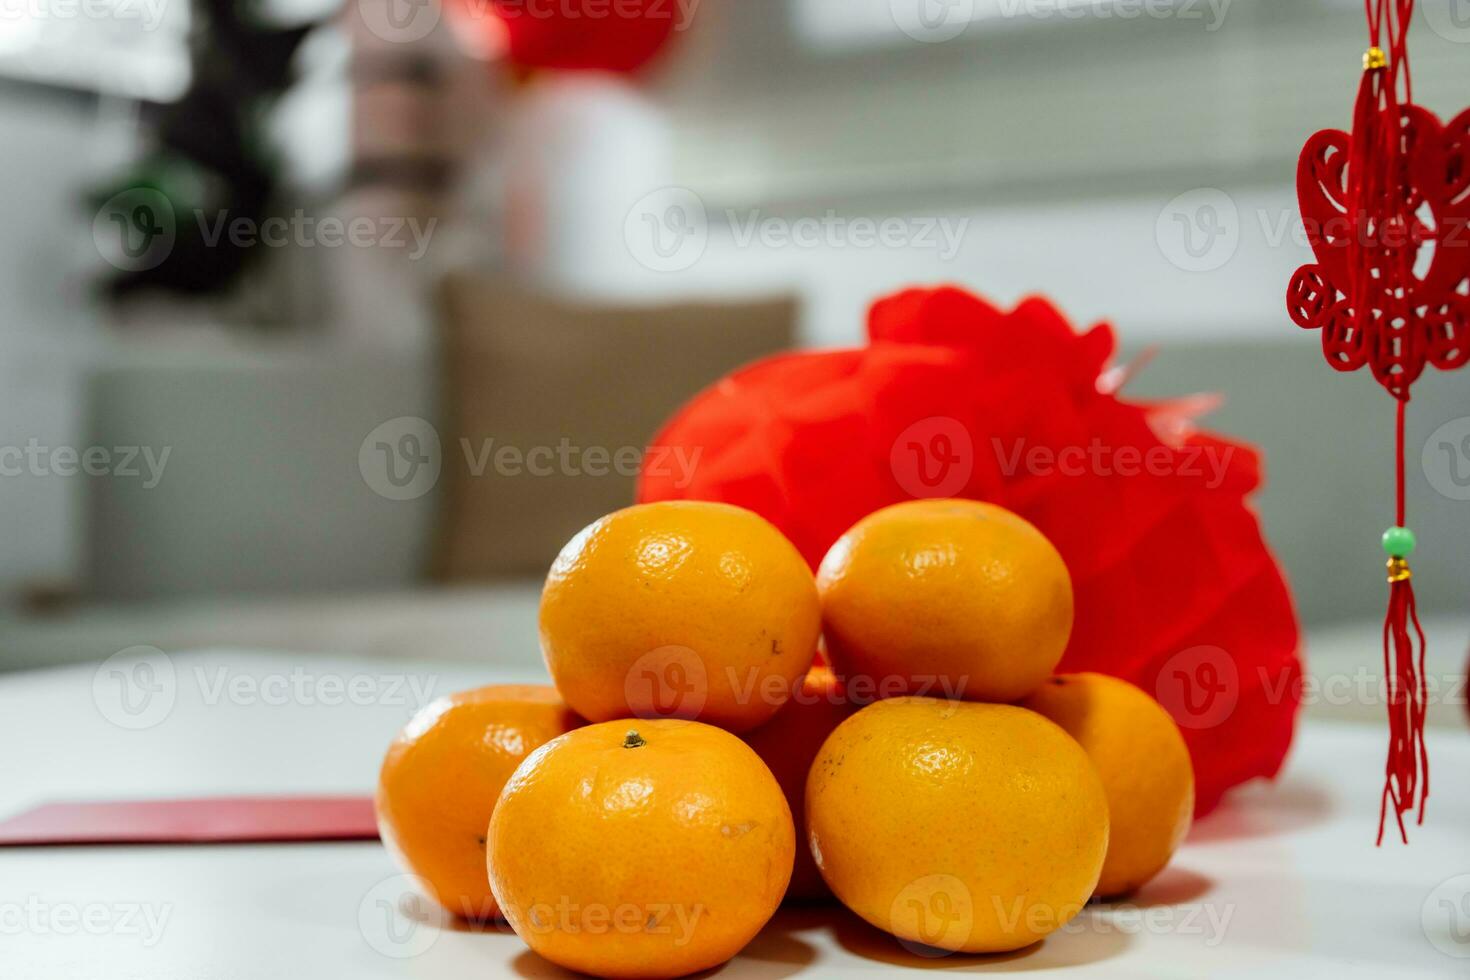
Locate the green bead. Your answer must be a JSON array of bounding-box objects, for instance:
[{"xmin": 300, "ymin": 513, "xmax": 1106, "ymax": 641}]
[{"xmin": 1381, "ymin": 526, "xmax": 1417, "ymax": 558}]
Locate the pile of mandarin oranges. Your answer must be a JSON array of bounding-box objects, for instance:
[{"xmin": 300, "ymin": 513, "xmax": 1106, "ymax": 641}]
[{"xmin": 376, "ymin": 498, "xmax": 1194, "ymax": 978}]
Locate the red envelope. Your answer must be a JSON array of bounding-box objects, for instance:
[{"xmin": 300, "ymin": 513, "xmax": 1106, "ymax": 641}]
[{"xmin": 0, "ymin": 796, "xmax": 379, "ymax": 845}]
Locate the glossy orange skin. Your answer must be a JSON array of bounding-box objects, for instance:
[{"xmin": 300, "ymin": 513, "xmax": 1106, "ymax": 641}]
[
  {"xmin": 817, "ymin": 499, "xmax": 1073, "ymax": 703},
  {"xmin": 1023, "ymin": 672, "xmax": 1194, "ymax": 897},
  {"xmin": 540, "ymin": 501, "xmax": 821, "ymax": 733},
  {"xmin": 375, "ymin": 685, "xmax": 581, "ymax": 920},
  {"xmin": 806, "ymin": 697, "xmax": 1109, "ymax": 953},
  {"xmin": 742, "ymin": 666, "xmax": 855, "ymax": 902},
  {"xmin": 488, "ymin": 719, "xmax": 795, "ymax": 979}
]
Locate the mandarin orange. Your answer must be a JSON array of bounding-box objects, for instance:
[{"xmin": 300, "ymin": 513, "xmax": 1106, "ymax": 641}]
[
  {"xmin": 806, "ymin": 696, "xmax": 1108, "ymax": 953},
  {"xmin": 487, "ymin": 719, "xmax": 794, "ymax": 978},
  {"xmin": 540, "ymin": 501, "xmax": 820, "ymax": 733},
  {"xmin": 1023, "ymin": 672, "xmax": 1194, "ymax": 897},
  {"xmin": 376, "ymin": 684, "xmax": 581, "ymax": 920},
  {"xmin": 817, "ymin": 499, "xmax": 1072, "ymax": 703}
]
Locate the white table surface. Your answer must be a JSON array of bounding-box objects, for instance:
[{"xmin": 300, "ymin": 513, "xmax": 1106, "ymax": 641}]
[{"xmin": 2, "ymin": 650, "xmax": 1468, "ymax": 979}]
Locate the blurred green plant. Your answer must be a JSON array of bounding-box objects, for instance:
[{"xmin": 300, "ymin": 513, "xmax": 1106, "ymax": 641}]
[{"xmin": 91, "ymin": 0, "xmax": 318, "ymax": 301}]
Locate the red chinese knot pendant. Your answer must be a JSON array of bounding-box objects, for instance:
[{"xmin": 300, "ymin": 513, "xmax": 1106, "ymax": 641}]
[{"xmin": 1288, "ymin": 93, "xmax": 1470, "ymax": 399}]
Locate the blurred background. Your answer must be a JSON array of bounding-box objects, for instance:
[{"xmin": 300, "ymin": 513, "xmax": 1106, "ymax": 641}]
[{"xmin": 1, "ymin": 0, "xmax": 1468, "ymax": 711}]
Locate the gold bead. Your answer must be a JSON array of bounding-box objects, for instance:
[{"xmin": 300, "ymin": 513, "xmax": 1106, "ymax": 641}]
[
  {"xmin": 1386, "ymin": 556, "xmax": 1412, "ymax": 583},
  {"xmin": 1364, "ymin": 47, "xmax": 1387, "ymax": 71}
]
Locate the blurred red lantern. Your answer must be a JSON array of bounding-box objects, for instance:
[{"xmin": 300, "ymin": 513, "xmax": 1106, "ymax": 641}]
[
  {"xmin": 637, "ymin": 285, "xmax": 1303, "ymax": 816},
  {"xmin": 448, "ymin": 0, "xmax": 682, "ymax": 74}
]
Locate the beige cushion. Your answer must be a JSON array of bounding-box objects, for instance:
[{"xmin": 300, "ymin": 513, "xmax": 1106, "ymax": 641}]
[{"xmin": 434, "ymin": 278, "xmax": 796, "ymax": 580}]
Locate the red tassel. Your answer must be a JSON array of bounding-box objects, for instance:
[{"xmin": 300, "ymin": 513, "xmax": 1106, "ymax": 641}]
[
  {"xmin": 1378, "ymin": 398, "xmax": 1429, "ymax": 845},
  {"xmin": 1379, "ymin": 570, "xmax": 1429, "ymax": 845}
]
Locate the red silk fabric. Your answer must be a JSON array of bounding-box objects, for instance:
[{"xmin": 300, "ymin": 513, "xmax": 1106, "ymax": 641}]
[{"xmin": 638, "ymin": 286, "xmax": 1302, "ymax": 816}]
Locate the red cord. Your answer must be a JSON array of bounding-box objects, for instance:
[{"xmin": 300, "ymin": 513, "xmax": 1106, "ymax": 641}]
[
  {"xmin": 1355, "ymin": 0, "xmax": 1431, "ymax": 846},
  {"xmin": 1395, "ymin": 399, "xmax": 1406, "ymax": 527}
]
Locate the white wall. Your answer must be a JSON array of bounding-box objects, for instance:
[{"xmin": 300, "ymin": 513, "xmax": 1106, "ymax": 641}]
[
  {"xmin": 0, "ymin": 90, "xmax": 123, "ymax": 601},
  {"xmin": 644, "ymin": 183, "xmax": 1311, "ymax": 348},
  {"xmin": 645, "ymin": 0, "xmax": 1470, "ymax": 346}
]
